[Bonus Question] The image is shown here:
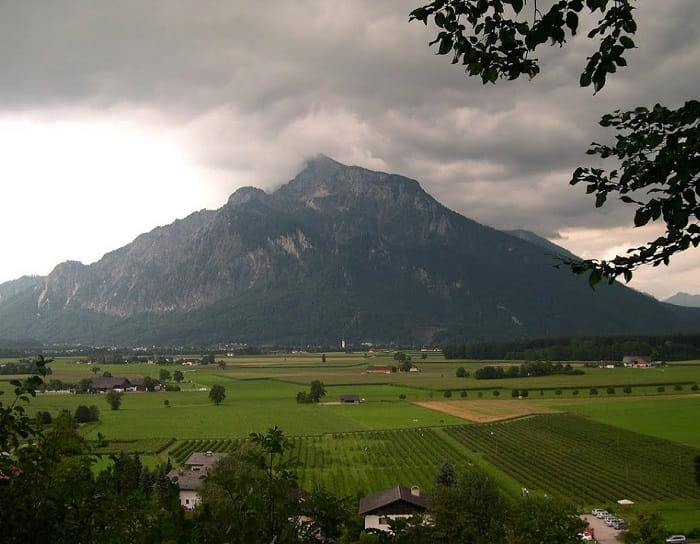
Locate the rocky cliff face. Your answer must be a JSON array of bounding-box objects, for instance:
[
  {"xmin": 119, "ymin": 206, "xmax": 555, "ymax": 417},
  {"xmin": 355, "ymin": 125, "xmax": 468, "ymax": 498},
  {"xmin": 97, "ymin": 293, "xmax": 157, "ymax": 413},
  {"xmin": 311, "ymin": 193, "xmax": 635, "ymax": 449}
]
[{"xmin": 1, "ymin": 155, "xmax": 698, "ymax": 345}]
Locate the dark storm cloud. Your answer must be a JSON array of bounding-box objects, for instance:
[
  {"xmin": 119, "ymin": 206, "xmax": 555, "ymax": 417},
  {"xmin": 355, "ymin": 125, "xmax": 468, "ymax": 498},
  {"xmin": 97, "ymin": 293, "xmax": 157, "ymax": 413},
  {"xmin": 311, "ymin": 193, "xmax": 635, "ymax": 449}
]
[{"xmin": 1, "ymin": 0, "xmax": 698, "ymax": 251}]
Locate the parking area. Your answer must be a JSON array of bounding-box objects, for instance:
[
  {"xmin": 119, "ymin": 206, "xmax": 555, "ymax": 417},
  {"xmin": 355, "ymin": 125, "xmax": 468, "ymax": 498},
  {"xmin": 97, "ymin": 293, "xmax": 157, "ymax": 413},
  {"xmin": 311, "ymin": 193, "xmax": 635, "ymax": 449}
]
[{"xmin": 583, "ymin": 515, "xmax": 621, "ymax": 544}]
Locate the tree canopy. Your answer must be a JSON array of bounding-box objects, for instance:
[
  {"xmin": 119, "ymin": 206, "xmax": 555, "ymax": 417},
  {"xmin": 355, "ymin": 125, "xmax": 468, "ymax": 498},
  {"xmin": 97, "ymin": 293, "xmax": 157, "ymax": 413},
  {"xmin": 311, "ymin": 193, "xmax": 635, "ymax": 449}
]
[
  {"xmin": 208, "ymin": 384, "xmax": 226, "ymax": 405},
  {"xmin": 410, "ymin": 0, "xmax": 699, "ymax": 286}
]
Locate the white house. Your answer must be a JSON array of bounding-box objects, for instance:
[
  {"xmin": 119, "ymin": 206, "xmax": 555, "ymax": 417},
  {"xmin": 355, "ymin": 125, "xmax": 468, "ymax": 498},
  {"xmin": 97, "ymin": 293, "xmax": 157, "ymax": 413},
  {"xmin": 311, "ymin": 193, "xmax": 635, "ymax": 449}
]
[
  {"xmin": 358, "ymin": 485, "xmax": 428, "ymax": 533},
  {"xmin": 168, "ymin": 451, "xmax": 227, "ymax": 510}
]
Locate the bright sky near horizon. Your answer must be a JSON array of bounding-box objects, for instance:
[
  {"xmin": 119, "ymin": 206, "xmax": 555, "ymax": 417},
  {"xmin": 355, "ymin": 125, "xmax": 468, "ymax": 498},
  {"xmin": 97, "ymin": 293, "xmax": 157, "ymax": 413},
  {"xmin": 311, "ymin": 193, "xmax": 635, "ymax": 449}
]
[{"xmin": 1, "ymin": 1, "xmax": 698, "ymax": 300}]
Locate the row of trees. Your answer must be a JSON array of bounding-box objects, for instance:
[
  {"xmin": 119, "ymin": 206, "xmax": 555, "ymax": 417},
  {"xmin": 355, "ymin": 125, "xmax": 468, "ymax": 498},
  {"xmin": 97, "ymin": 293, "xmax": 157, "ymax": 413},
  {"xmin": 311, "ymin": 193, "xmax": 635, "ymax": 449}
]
[
  {"xmin": 443, "ymin": 335, "xmax": 700, "ymax": 361},
  {"xmin": 474, "ymin": 361, "xmax": 584, "ymax": 380}
]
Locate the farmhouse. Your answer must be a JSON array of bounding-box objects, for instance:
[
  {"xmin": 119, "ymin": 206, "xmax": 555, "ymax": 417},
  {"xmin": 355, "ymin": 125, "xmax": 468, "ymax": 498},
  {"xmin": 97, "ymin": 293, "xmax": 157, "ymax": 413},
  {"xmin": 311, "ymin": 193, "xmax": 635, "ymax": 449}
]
[
  {"xmin": 168, "ymin": 451, "xmax": 226, "ymax": 510},
  {"xmin": 622, "ymin": 355, "xmax": 653, "ymax": 368},
  {"xmin": 358, "ymin": 485, "xmax": 428, "ymax": 533},
  {"xmin": 88, "ymin": 376, "xmax": 132, "ymax": 393},
  {"xmin": 366, "ymin": 365, "xmax": 396, "ymax": 374}
]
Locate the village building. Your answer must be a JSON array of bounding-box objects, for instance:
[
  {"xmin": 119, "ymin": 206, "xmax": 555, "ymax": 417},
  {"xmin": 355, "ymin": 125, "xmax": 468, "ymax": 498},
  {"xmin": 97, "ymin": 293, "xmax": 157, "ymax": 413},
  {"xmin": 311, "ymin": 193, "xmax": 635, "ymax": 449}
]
[
  {"xmin": 358, "ymin": 485, "xmax": 428, "ymax": 533},
  {"xmin": 622, "ymin": 355, "xmax": 653, "ymax": 368},
  {"xmin": 339, "ymin": 394, "xmax": 362, "ymax": 404},
  {"xmin": 365, "ymin": 365, "xmax": 396, "ymax": 374},
  {"xmin": 168, "ymin": 451, "xmax": 226, "ymax": 510}
]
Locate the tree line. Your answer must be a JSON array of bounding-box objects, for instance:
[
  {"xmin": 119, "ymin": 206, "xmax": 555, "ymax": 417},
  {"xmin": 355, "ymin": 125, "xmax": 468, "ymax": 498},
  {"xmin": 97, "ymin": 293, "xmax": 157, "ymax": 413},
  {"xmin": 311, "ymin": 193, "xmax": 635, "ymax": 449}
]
[
  {"xmin": 443, "ymin": 334, "xmax": 700, "ymax": 361},
  {"xmin": 474, "ymin": 361, "xmax": 584, "ymax": 380}
]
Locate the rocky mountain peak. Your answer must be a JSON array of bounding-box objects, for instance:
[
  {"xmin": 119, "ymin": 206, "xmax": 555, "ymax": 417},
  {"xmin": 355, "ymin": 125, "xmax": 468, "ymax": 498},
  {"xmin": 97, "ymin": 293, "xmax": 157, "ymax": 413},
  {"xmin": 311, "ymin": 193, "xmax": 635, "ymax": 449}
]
[{"xmin": 227, "ymin": 186, "xmax": 268, "ymax": 207}]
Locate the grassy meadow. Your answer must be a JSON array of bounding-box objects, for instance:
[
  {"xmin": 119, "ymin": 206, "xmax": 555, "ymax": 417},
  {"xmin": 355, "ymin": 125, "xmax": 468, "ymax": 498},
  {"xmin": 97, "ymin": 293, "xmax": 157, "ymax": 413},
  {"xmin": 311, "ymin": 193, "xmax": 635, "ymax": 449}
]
[{"xmin": 3, "ymin": 352, "xmax": 700, "ymax": 531}]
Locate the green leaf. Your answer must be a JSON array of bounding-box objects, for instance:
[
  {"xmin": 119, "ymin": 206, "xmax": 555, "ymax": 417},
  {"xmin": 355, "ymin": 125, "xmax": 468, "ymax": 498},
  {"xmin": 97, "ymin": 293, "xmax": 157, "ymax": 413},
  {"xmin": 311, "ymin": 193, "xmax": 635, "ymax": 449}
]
[
  {"xmin": 619, "ymin": 36, "xmax": 635, "ymax": 49},
  {"xmin": 579, "ymin": 71, "xmax": 592, "ymax": 87}
]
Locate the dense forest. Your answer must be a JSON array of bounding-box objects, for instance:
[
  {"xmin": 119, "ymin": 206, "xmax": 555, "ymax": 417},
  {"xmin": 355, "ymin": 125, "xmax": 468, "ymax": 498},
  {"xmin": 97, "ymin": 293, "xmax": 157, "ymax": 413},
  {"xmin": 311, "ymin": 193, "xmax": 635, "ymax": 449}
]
[{"xmin": 442, "ymin": 335, "xmax": 700, "ymax": 361}]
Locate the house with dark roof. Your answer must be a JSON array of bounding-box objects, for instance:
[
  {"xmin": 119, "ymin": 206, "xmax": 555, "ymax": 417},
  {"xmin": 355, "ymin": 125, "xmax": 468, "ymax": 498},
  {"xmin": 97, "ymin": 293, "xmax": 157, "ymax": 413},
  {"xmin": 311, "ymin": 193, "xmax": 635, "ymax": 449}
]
[
  {"xmin": 358, "ymin": 485, "xmax": 428, "ymax": 533},
  {"xmin": 88, "ymin": 376, "xmax": 132, "ymax": 393},
  {"xmin": 339, "ymin": 394, "xmax": 362, "ymax": 404}
]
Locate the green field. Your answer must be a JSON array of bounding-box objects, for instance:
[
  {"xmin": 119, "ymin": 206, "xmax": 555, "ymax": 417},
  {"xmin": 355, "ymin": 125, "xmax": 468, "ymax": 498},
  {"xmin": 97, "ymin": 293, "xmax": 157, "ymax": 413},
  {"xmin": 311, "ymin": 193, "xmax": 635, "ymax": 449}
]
[
  {"xmin": 543, "ymin": 396, "xmax": 700, "ymax": 448},
  {"xmin": 3, "ymin": 354, "xmax": 700, "ymax": 531}
]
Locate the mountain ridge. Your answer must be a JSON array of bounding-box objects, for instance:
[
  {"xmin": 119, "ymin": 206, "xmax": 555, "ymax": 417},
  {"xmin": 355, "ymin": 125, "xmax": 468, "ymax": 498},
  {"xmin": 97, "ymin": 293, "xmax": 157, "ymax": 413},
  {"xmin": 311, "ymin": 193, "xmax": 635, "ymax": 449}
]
[{"xmin": 0, "ymin": 156, "xmax": 697, "ymax": 345}]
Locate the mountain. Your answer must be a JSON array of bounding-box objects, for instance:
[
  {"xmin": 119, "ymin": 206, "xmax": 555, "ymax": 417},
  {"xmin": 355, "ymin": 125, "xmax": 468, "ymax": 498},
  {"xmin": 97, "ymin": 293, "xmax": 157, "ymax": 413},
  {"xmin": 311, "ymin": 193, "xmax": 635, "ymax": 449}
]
[
  {"xmin": 502, "ymin": 230, "xmax": 579, "ymax": 262},
  {"xmin": 665, "ymin": 292, "xmax": 700, "ymax": 308},
  {"xmin": 0, "ymin": 155, "xmax": 698, "ymax": 346}
]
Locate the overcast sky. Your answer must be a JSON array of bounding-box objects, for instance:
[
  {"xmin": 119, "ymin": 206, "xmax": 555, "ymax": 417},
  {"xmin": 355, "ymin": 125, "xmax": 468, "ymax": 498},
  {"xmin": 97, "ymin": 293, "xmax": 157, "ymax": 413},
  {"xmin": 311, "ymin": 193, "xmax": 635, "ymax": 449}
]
[{"xmin": 1, "ymin": 1, "xmax": 698, "ymax": 299}]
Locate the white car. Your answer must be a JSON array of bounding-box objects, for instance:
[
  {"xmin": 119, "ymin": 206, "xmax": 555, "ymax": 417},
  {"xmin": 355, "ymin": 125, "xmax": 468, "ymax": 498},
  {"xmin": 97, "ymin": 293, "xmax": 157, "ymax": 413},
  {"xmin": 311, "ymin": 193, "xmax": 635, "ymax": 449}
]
[
  {"xmin": 595, "ymin": 510, "xmax": 609, "ymax": 519},
  {"xmin": 591, "ymin": 509, "xmax": 606, "ymax": 516},
  {"xmin": 666, "ymin": 536, "xmax": 686, "ymax": 544},
  {"xmin": 578, "ymin": 532, "xmax": 594, "ymax": 541}
]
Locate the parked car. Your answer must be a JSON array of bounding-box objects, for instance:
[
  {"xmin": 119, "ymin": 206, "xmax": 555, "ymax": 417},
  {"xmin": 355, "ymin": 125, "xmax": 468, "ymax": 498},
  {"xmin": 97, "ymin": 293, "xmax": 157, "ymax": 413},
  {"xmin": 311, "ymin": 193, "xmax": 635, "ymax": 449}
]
[
  {"xmin": 591, "ymin": 509, "xmax": 606, "ymax": 516},
  {"xmin": 666, "ymin": 536, "xmax": 686, "ymax": 544},
  {"xmin": 595, "ymin": 510, "xmax": 609, "ymax": 519},
  {"xmin": 612, "ymin": 519, "xmax": 628, "ymax": 530},
  {"xmin": 605, "ymin": 516, "xmax": 619, "ymax": 527},
  {"xmin": 578, "ymin": 532, "xmax": 594, "ymax": 541}
]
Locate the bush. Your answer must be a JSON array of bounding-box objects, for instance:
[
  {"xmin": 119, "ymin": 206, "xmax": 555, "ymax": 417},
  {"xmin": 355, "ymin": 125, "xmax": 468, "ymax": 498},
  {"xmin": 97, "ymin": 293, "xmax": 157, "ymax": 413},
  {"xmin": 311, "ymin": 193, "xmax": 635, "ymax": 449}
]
[
  {"xmin": 657, "ymin": 386, "xmax": 665, "ymax": 393},
  {"xmin": 74, "ymin": 404, "xmax": 99, "ymax": 423},
  {"xmin": 607, "ymin": 387, "xmax": 615, "ymax": 395},
  {"xmin": 399, "ymin": 393, "xmax": 406, "ymax": 400},
  {"xmin": 511, "ymin": 389, "xmax": 519, "ymax": 398},
  {"xmin": 520, "ymin": 389, "xmax": 529, "ymax": 398},
  {"xmin": 492, "ymin": 390, "xmax": 500, "ymax": 397},
  {"xmin": 589, "ymin": 388, "xmax": 599, "ymax": 395},
  {"xmin": 460, "ymin": 390, "xmax": 467, "ymax": 398},
  {"xmin": 692, "ymin": 384, "xmax": 699, "ymax": 391},
  {"xmin": 164, "ymin": 384, "xmax": 181, "ymax": 392},
  {"xmin": 623, "ymin": 385, "xmax": 632, "ymax": 394},
  {"xmin": 555, "ymin": 389, "xmax": 562, "ymax": 396},
  {"xmin": 572, "ymin": 389, "xmax": 579, "ymax": 396},
  {"xmin": 443, "ymin": 390, "xmax": 452, "ymax": 398},
  {"xmin": 456, "ymin": 367, "xmax": 468, "ymax": 378},
  {"xmin": 296, "ymin": 391, "xmax": 311, "ymax": 403},
  {"xmin": 674, "ymin": 384, "xmax": 683, "ymax": 391}
]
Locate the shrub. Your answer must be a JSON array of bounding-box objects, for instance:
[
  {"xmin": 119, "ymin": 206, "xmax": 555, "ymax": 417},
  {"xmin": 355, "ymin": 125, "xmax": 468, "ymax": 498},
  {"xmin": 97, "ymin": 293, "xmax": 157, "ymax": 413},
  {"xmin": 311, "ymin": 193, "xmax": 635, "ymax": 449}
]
[
  {"xmin": 511, "ymin": 389, "xmax": 519, "ymax": 398},
  {"xmin": 74, "ymin": 404, "xmax": 99, "ymax": 423},
  {"xmin": 572, "ymin": 389, "xmax": 579, "ymax": 396},
  {"xmin": 607, "ymin": 387, "xmax": 615, "ymax": 395},
  {"xmin": 443, "ymin": 390, "xmax": 452, "ymax": 398},
  {"xmin": 589, "ymin": 388, "xmax": 599, "ymax": 395},
  {"xmin": 520, "ymin": 389, "xmax": 529, "ymax": 398},
  {"xmin": 692, "ymin": 384, "xmax": 699, "ymax": 391},
  {"xmin": 296, "ymin": 391, "xmax": 311, "ymax": 403},
  {"xmin": 674, "ymin": 384, "xmax": 683, "ymax": 391},
  {"xmin": 623, "ymin": 385, "xmax": 632, "ymax": 394},
  {"xmin": 657, "ymin": 386, "xmax": 665, "ymax": 393},
  {"xmin": 399, "ymin": 393, "xmax": 406, "ymax": 400},
  {"xmin": 555, "ymin": 389, "xmax": 562, "ymax": 396},
  {"xmin": 460, "ymin": 390, "xmax": 467, "ymax": 398},
  {"xmin": 492, "ymin": 390, "xmax": 500, "ymax": 397},
  {"xmin": 456, "ymin": 367, "xmax": 468, "ymax": 378},
  {"xmin": 164, "ymin": 384, "xmax": 181, "ymax": 392}
]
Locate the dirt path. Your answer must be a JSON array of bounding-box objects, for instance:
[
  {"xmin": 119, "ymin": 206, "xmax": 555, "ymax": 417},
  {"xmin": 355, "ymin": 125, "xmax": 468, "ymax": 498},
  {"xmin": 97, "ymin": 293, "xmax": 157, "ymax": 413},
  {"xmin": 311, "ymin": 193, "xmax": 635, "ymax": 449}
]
[{"xmin": 412, "ymin": 399, "xmax": 559, "ymax": 422}]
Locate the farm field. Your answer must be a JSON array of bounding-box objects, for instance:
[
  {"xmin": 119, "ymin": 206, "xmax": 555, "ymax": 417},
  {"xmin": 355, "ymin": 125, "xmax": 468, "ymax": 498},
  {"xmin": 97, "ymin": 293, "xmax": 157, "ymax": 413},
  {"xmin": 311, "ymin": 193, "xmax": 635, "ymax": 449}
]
[
  {"xmin": 414, "ymin": 399, "xmax": 559, "ymax": 422},
  {"xmin": 3, "ymin": 354, "xmax": 700, "ymax": 531},
  {"xmin": 164, "ymin": 414, "xmax": 700, "ymax": 513},
  {"xmin": 443, "ymin": 414, "xmax": 700, "ymax": 504},
  {"xmin": 541, "ymin": 395, "xmax": 700, "ymax": 448}
]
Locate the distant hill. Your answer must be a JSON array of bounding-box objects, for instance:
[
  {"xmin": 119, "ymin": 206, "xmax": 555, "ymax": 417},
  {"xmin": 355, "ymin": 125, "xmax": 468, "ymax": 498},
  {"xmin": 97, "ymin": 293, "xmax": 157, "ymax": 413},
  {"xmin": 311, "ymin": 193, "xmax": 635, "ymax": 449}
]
[
  {"xmin": 665, "ymin": 292, "xmax": 700, "ymax": 308},
  {"xmin": 0, "ymin": 155, "xmax": 698, "ymax": 346}
]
